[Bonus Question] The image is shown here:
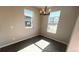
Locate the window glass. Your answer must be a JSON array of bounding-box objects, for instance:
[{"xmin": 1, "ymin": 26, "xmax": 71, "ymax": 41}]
[
  {"xmin": 47, "ymin": 11, "xmax": 61, "ymax": 34},
  {"xmin": 24, "ymin": 9, "xmax": 33, "ymax": 28}
]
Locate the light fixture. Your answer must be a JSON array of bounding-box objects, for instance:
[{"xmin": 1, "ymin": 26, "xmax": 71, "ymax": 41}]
[{"xmin": 40, "ymin": 6, "xmax": 51, "ymax": 15}]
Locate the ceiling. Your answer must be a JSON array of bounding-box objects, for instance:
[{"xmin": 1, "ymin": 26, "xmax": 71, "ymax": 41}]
[{"xmin": 35, "ymin": 6, "xmax": 52, "ymax": 9}]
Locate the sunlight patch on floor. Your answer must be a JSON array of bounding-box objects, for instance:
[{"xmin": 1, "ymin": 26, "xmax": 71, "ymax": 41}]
[
  {"xmin": 35, "ymin": 39, "xmax": 50, "ymax": 49},
  {"xmin": 18, "ymin": 44, "xmax": 42, "ymax": 52},
  {"xmin": 18, "ymin": 39, "xmax": 50, "ymax": 52}
]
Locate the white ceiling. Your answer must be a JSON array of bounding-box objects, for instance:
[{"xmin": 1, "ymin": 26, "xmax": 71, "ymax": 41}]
[{"xmin": 35, "ymin": 6, "xmax": 52, "ymax": 9}]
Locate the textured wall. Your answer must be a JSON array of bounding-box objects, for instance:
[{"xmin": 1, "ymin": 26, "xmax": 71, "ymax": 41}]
[
  {"xmin": 67, "ymin": 14, "xmax": 79, "ymax": 52},
  {"xmin": 0, "ymin": 6, "xmax": 40, "ymax": 48},
  {"xmin": 40, "ymin": 6, "xmax": 78, "ymax": 45}
]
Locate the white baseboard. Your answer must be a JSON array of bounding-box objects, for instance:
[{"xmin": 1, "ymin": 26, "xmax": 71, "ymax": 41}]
[
  {"xmin": 0, "ymin": 34, "xmax": 39, "ymax": 48},
  {"xmin": 0, "ymin": 34, "xmax": 67, "ymax": 49},
  {"xmin": 40, "ymin": 34, "xmax": 68, "ymax": 45}
]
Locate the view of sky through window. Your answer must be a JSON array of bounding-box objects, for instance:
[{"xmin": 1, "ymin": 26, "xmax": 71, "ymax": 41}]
[
  {"xmin": 24, "ymin": 9, "xmax": 33, "ymax": 17},
  {"xmin": 47, "ymin": 10, "xmax": 61, "ymax": 34}
]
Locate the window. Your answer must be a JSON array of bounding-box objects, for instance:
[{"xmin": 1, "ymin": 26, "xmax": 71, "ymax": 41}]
[
  {"xmin": 24, "ymin": 9, "xmax": 33, "ymax": 28},
  {"xmin": 47, "ymin": 10, "xmax": 61, "ymax": 34}
]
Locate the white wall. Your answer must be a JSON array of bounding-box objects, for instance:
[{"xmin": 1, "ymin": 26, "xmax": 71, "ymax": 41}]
[
  {"xmin": 0, "ymin": 6, "xmax": 78, "ymax": 48},
  {"xmin": 67, "ymin": 14, "xmax": 79, "ymax": 52},
  {"xmin": 40, "ymin": 6, "xmax": 78, "ymax": 45},
  {"xmin": 0, "ymin": 6, "xmax": 40, "ymax": 48}
]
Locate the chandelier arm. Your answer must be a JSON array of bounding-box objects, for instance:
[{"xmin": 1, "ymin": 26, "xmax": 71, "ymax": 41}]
[
  {"xmin": 45, "ymin": 6, "xmax": 47, "ymax": 13},
  {"xmin": 40, "ymin": 6, "xmax": 50, "ymax": 15}
]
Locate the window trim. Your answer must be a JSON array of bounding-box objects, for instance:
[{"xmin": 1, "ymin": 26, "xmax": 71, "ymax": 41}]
[
  {"xmin": 47, "ymin": 10, "xmax": 61, "ymax": 34},
  {"xmin": 24, "ymin": 9, "xmax": 33, "ymax": 28}
]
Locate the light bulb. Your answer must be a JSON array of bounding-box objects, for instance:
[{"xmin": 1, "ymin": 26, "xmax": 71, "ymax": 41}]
[
  {"xmin": 40, "ymin": 10, "xmax": 42, "ymax": 13},
  {"xmin": 42, "ymin": 9, "xmax": 44, "ymax": 11},
  {"xmin": 49, "ymin": 9, "xmax": 51, "ymax": 12},
  {"xmin": 44, "ymin": 11, "xmax": 45, "ymax": 14}
]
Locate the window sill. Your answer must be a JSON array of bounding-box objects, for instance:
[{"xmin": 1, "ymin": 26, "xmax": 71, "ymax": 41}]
[{"xmin": 25, "ymin": 27, "xmax": 32, "ymax": 28}]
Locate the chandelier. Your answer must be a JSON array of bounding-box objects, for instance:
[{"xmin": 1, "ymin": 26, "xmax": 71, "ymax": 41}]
[{"xmin": 40, "ymin": 6, "xmax": 51, "ymax": 15}]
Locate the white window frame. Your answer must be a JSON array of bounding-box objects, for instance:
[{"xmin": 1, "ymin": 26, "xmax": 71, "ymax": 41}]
[
  {"xmin": 47, "ymin": 10, "xmax": 61, "ymax": 34},
  {"xmin": 24, "ymin": 9, "xmax": 33, "ymax": 28}
]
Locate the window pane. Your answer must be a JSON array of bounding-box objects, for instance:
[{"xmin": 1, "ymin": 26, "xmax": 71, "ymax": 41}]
[
  {"xmin": 24, "ymin": 9, "xmax": 33, "ymax": 28},
  {"xmin": 47, "ymin": 11, "xmax": 61, "ymax": 34},
  {"xmin": 24, "ymin": 9, "xmax": 33, "ymax": 17}
]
